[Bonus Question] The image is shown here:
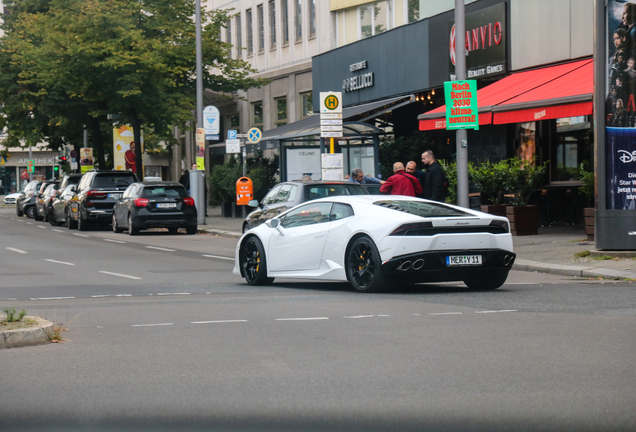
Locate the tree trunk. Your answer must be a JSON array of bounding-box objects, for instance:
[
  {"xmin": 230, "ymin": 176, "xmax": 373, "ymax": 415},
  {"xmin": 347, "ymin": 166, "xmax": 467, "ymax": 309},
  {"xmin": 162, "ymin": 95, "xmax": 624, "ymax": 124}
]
[
  {"xmin": 89, "ymin": 116, "xmax": 107, "ymax": 170},
  {"xmin": 129, "ymin": 109, "xmax": 143, "ymax": 179}
]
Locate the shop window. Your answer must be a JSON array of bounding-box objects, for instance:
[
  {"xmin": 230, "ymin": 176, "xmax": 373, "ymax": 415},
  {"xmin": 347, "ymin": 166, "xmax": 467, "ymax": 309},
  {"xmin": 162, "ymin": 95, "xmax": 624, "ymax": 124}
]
[
  {"xmin": 275, "ymin": 97, "xmax": 287, "ymax": 126},
  {"xmin": 282, "ymin": 0, "xmax": 289, "ymax": 45},
  {"xmin": 359, "ymin": 1, "xmax": 393, "ymax": 39},
  {"xmin": 517, "ymin": 122, "xmax": 536, "ymax": 163},
  {"xmin": 408, "ymin": 0, "xmax": 420, "ymax": 23},
  {"xmin": 309, "ymin": 0, "xmax": 316, "ymax": 37},
  {"xmin": 300, "ymin": 92, "xmax": 313, "ymax": 118},
  {"xmin": 295, "ymin": 0, "xmax": 302, "ymax": 41},
  {"xmin": 252, "ymin": 102, "xmax": 263, "ymax": 127},
  {"xmin": 552, "ymin": 116, "xmax": 593, "ymax": 182},
  {"xmin": 246, "ymin": 9, "xmax": 253, "ymax": 56},
  {"xmin": 257, "ymin": 4, "xmax": 264, "ymax": 53},
  {"xmin": 269, "ymin": 0, "xmax": 276, "ymax": 49}
]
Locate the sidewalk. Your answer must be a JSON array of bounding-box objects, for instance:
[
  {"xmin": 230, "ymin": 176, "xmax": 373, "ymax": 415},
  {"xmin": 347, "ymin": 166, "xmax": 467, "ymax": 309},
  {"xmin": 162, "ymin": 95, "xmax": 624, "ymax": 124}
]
[{"xmin": 199, "ymin": 205, "xmax": 636, "ymax": 281}]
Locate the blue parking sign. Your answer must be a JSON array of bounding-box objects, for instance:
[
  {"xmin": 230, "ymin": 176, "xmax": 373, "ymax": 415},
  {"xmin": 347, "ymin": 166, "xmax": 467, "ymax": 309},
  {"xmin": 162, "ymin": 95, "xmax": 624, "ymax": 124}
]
[{"xmin": 228, "ymin": 130, "xmax": 237, "ymax": 140}]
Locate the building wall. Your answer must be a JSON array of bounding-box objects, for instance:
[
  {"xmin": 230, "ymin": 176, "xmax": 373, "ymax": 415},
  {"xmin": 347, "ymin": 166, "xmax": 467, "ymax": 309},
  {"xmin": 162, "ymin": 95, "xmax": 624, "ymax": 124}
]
[{"xmin": 510, "ymin": 0, "xmax": 593, "ymax": 70}]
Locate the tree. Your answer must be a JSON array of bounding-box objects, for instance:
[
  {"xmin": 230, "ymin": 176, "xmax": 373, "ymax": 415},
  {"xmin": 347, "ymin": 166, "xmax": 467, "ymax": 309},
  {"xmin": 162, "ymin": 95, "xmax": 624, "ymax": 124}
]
[{"xmin": 0, "ymin": 0, "xmax": 267, "ymax": 174}]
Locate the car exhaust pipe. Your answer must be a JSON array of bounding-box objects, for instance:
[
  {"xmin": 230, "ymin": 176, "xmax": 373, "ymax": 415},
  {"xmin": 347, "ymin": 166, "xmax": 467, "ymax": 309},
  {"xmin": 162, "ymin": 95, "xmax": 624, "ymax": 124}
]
[
  {"xmin": 397, "ymin": 261, "xmax": 412, "ymax": 271},
  {"xmin": 412, "ymin": 259, "xmax": 425, "ymax": 270},
  {"xmin": 503, "ymin": 255, "xmax": 514, "ymax": 267}
]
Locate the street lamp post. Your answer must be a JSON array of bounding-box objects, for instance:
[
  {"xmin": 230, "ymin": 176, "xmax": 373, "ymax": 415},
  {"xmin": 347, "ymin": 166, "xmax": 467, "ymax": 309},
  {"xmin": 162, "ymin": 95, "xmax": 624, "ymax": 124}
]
[{"xmin": 455, "ymin": 0, "xmax": 469, "ymax": 209}]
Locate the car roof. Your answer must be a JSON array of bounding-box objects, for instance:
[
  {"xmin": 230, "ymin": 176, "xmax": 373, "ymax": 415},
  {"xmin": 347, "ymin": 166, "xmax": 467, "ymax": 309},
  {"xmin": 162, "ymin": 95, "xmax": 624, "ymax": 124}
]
[
  {"xmin": 137, "ymin": 181, "xmax": 184, "ymax": 187},
  {"xmin": 283, "ymin": 180, "xmax": 362, "ymax": 186}
]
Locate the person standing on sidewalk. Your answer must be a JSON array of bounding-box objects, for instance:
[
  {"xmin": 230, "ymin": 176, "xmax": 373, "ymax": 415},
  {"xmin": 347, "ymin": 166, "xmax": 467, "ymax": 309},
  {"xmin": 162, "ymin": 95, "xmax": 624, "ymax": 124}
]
[
  {"xmin": 421, "ymin": 150, "xmax": 447, "ymax": 203},
  {"xmin": 406, "ymin": 161, "xmax": 426, "ymax": 198},
  {"xmin": 379, "ymin": 162, "xmax": 422, "ymax": 197}
]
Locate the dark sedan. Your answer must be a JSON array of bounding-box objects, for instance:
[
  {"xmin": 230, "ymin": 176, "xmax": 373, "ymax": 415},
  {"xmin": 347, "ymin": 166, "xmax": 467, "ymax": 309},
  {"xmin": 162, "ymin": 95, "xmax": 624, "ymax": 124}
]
[
  {"xmin": 112, "ymin": 181, "xmax": 197, "ymax": 235},
  {"xmin": 242, "ymin": 180, "xmax": 369, "ymax": 233}
]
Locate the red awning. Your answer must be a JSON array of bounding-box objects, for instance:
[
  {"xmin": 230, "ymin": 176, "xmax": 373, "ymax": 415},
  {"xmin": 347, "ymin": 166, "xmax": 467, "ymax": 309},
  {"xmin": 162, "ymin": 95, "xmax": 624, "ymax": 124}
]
[{"xmin": 418, "ymin": 59, "xmax": 593, "ymax": 131}]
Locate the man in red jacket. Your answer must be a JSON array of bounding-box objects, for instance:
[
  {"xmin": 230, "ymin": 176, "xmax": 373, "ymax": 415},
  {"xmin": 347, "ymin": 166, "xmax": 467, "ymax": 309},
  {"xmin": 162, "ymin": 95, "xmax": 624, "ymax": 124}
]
[{"xmin": 379, "ymin": 162, "xmax": 423, "ymax": 197}]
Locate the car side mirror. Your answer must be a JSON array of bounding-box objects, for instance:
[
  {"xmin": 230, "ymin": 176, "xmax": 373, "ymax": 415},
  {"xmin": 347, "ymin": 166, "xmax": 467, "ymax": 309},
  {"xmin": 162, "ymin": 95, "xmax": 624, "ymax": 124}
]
[
  {"xmin": 248, "ymin": 200, "xmax": 259, "ymax": 208},
  {"xmin": 265, "ymin": 219, "xmax": 279, "ymax": 229}
]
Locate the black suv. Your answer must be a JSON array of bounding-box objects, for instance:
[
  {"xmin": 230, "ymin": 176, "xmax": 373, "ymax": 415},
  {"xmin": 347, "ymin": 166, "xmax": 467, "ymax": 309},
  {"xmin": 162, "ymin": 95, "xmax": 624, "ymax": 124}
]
[
  {"xmin": 242, "ymin": 180, "xmax": 369, "ymax": 233},
  {"xmin": 67, "ymin": 170, "xmax": 138, "ymax": 230}
]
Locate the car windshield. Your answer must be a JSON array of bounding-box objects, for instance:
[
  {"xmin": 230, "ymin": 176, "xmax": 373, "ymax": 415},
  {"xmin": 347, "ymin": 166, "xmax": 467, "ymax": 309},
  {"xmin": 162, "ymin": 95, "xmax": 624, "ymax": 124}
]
[
  {"xmin": 373, "ymin": 200, "xmax": 473, "ymax": 218},
  {"xmin": 308, "ymin": 184, "xmax": 368, "ymax": 199},
  {"xmin": 141, "ymin": 186, "xmax": 187, "ymax": 198},
  {"xmin": 93, "ymin": 175, "xmax": 135, "ymax": 189}
]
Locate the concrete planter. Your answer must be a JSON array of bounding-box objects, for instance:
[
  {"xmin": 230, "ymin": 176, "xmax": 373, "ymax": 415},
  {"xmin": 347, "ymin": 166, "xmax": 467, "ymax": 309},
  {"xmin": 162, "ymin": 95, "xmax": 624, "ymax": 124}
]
[
  {"xmin": 506, "ymin": 205, "xmax": 539, "ymax": 236},
  {"xmin": 0, "ymin": 316, "xmax": 54, "ymax": 349},
  {"xmin": 584, "ymin": 208, "xmax": 595, "ymax": 241}
]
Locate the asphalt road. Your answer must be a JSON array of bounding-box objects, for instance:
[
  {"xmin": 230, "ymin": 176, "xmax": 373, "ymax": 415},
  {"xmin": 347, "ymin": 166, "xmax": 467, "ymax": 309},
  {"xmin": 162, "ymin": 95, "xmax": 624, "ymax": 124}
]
[{"xmin": 1, "ymin": 208, "xmax": 635, "ymax": 432}]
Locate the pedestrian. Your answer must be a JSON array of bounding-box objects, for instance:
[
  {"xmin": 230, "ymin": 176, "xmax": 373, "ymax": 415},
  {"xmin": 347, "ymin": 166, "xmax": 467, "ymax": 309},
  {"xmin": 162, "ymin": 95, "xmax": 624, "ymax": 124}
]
[
  {"xmin": 379, "ymin": 162, "xmax": 422, "ymax": 197},
  {"xmin": 421, "ymin": 150, "xmax": 447, "ymax": 202},
  {"xmin": 405, "ymin": 161, "xmax": 426, "ymax": 198},
  {"xmin": 347, "ymin": 168, "xmax": 385, "ymax": 185},
  {"xmin": 179, "ymin": 169, "xmax": 189, "ymax": 190}
]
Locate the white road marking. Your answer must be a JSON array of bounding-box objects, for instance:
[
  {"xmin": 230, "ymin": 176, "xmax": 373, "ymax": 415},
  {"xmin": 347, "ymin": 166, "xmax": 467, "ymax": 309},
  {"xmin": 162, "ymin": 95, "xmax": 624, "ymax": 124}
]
[
  {"xmin": 99, "ymin": 271, "xmax": 142, "ymax": 280},
  {"xmin": 73, "ymin": 233, "xmax": 89, "ymax": 238},
  {"xmin": 275, "ymin": 317, "xmax": 329, "ymax": 321},
  {"xmin": 157, "ymin": 293, "xmax": 190, "ymax": 296},
  {"xmin": 376, "ymin": 315, "xmax": 390, "ymax": 317},
  {"xmin": 429, "ymin": 312, "xmax": 463, "ymax": 316},
  {"xmin": 116, "ymin": 294, "xmax": 132, "ymax": 297},
  {"xmin": 191, "ymin": 320, "xmax": 248, "ymax": 324},
  {"xmin": 37, "ymin": 225, "xmax": 46, "ymax": 229},
  {"xmin": 30, "ymin": 297, "xmax": 75, "ymax": 300},
  {"xmin": 51, "ymin": 229, "xmax": 64, "ymax": 233},
  {"xmin": 91, "ymin": 295, "xmax": 110, "ymax": 298},
  {"xmin": 131, "ymin": 323, "xmax": 173, "ymax": 327},
  {"xmin": 145, "ymin": 246, "xmax": 176, "ymax": 252},
  {"xmin": 6, "ymin": 247, "xmax": 27, "ymax": 254},
  {"xmin": 344, "ymin": 315, "xmax": 375, "ymax": 319},
  {"xmin": 475, "ymin": 310, "xmax": 518, "ymax": 314},
  {"xmin": 45, "ymin": 259, "xmax": 75, "ymax": 266},
  {"xmin": 202, "ymin": 254, "xmax": 235, "ymax": 261},
  {"xmin": 104, "ymin": 239, "xmax": 126, "ymax": 244},
  {"xmin": 26, "ymin": 222, "xmax": 33, "ymax": 225}
]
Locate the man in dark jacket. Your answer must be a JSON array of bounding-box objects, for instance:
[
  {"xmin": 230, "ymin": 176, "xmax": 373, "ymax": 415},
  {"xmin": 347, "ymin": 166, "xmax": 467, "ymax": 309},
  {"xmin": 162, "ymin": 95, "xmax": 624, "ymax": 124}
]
[
  {"xmin": 406, "ymin": 161, "xmax": 426, "ymax": 198},
  {"xmin": 379, "ymin": 162, "xmax": 423, "ymax": 197},
  {"xmin": 421, "ymin": 150, "xmax": 447, "ymax": 203}
]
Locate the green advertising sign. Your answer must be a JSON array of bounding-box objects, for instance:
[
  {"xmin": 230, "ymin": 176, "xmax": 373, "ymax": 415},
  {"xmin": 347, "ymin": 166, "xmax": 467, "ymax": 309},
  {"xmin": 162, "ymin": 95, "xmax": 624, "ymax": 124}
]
[{"xmin": 444, "ymin": 80, "xmax": 479, "ymax": 130}]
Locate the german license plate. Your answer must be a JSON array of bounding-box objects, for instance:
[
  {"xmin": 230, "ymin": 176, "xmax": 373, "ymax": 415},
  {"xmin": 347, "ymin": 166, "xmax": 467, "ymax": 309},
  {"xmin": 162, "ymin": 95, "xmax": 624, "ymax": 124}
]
[
  {"xmin": 109, "ymin": 194, "xmax": 122, "ymax": 199},
  {"xmin": 446, "ymin": 255, "xmax": 482, "ymax": 266},
  {"xmin": 157, "ymin": 203, "xmax": 177, "ymax": 208}
]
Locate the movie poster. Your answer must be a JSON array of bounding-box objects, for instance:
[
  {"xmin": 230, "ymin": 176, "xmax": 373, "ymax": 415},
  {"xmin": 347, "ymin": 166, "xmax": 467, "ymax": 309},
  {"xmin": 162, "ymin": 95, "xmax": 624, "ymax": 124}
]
[
  {"xmin": 113, "ymin": 125, "xmax": 137, "ymax": 173},
  {"xmin": 606, "ymin": 0, "xmax": 636, "ymax": 209}
]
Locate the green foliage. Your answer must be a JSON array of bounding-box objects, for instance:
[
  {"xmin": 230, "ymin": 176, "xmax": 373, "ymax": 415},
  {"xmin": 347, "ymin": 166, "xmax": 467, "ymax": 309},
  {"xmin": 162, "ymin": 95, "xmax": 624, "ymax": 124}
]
[
  {"xmin": 438, "ymin": 160, "xmax": 456, "ymax": 204},
  {"xmin": 468, "ymin": 159, "xmax": 509, "ymax": 205},
  {"xmin": 3, "ymin": 307, "xmax": 26, "ymax": 322},
  {"xmin": 573, "ymin": 250, "xmax": 591, "ymax": 258},
  {"xmin": 379, "ymin": 132, "xmax": 434, "ymax": 179},
  {"xmin": 578, "ymin": 163, "xmax": 595, "ymax": 201},
  {"xmin": 208, "ymin": 150, "xmax": 279, "ymax": 205},
  {"xmin": 503, "ymin": 157, "xmax": 548, "ymax": 207}
]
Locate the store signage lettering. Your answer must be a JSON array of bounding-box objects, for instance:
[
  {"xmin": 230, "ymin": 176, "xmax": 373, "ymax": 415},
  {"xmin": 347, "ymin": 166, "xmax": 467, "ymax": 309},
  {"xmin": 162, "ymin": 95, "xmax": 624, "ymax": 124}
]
[
  {"xmin": 18, "ymin": 157, "xmax": 54, "ymax": 164},
  {"xmin": 534, "ymin": 110, "xmax": 547, "ymax": 120},
  {"xmin": 343, "ymin": 73, "xmax": 374, "ymax": 93},
  {"xmin": 299, "ymin": 151, "xmax": 315, "ymax": 156},
  {"xmin": 444, "ymin": 80, "xmax": 479, "ymax": 130},
  {"xmin": 349, "ymin": 61, "xmax": 367, "ymax": 72}
]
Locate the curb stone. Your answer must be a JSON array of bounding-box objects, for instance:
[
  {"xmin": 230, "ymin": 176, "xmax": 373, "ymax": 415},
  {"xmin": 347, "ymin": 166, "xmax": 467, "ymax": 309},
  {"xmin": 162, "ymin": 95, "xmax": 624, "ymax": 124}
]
[
  {"xmin": 0, "ymin": 316, "xmax": 54, "ymax": 349},
  {"xmin": 514, "ymin": 259, "xmax": 636, "ymax": 280}
]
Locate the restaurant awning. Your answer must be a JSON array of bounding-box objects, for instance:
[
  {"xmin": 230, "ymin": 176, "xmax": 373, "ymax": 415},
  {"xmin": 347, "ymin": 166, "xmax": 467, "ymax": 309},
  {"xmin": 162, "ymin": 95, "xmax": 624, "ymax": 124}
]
[{"xmin": 418, "ymin": 59, "xmax": 593, "ymax": 131}]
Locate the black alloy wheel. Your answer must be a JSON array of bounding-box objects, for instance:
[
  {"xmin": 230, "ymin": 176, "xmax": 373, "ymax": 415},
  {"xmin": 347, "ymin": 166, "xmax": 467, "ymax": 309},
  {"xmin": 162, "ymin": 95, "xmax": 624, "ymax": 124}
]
[
  {"xmin": 48, "ymin": 208, "xmax": 59, "ymax": 226},
  {"xmin": 112, "ymin": 213, "xmax": 123, "ymax": 233},
  {"xmin": 346, "ymin": 236, "xmax": 387, "ymax": 293},
  {"xmin": 25, "ymin": 206, "xmax": 35, "ymax": 219},
  {"xmin": 463, "ymin": 269, "xmax": 509, "ymax": 290},
  {"xmin": 34, "ymin": 208, "xmax": 43, "ymax": 221},
  {"xmin": 128, "ymin": 214, "xmax": 139, "ymax": 236},
  {"xmin": 16, "ymin": 204, "xmax": 23, "ymax": 217},
  {"xmin": 77, "ymin": 211, "xmax": 89, "ymax": 231},
  {"xmin": 66, "ymin": 209, "xmax": 77, "ymax": 229},
  {"xmin": 241, "ymin": 236, "xmax": 274, "ymax": 286}
]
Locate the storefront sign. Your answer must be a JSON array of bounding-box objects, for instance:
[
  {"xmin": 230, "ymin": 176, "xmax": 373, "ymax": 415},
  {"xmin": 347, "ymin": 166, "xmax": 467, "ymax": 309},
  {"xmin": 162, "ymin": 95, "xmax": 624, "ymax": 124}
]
[
  {"xmin": 443, "ymin": 80, "xmax": 479, "ymax": 130},
  {"xmin": 17, "ymin": 157, "xmax": 54, "ymax": 165},
  {"xmin": 448, "ymin": 3, "xmax": 506, "ymax": 79}
]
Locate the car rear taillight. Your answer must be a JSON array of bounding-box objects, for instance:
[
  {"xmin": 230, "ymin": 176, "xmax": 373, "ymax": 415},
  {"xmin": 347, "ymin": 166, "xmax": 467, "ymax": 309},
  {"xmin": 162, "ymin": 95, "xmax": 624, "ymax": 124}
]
[
  {"xmin": 389, "ymin": 222, "xmax": 433, "ymax": 236},
  {"xmin": 134, "ymin": 198, "xmax": 149, "ymax": 207},
  {"xmin": 87, "ymin": 191, "xmax": 106, "ymax": 198},
  {"xmin": 183, "ymin": 197, "xmax": 195, "ymax": 206}
]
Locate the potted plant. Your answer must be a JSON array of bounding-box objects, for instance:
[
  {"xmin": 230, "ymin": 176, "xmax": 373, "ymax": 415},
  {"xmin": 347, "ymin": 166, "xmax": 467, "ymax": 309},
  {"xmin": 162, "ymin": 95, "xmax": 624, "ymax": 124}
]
[
  {"xmin": 503, "ymin": 157, "xmax": 547, "ymax": 236},
  {"xmin": 469, "ymin": 159, "xmax": 508, "ymax": 216},
  {"xmin": 438, "ymin": 160, "xmax": 456, "ymax": 204},
  {"xmin": 208, "ymin": 156, "xmax": 243, "ymax": 217},
  {"xmin": 578, "ymin": 163, "xmax": 595, "ymax": 241}
]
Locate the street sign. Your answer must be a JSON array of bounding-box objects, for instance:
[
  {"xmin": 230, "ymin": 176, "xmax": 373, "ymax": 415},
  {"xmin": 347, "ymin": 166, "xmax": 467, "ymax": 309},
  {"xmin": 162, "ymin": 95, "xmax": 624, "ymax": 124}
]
[
  {"xmin": 27, "ymin": 159, "xmax": 34, "ymax": 173},
  {"xmin": 205, "ymin": 135, "xmax": 219, "ymax": 140},
  {"xmin": 320, "ymin": 92, "xmax": 342, "ymax": 114},
  {"xmin": 247, "ymin": 127, "xmax": 262, "ymax": 144},
  {"xmin": 320, "ymin": 125, "xmax": 343, "ymax": 132},
  {"xmin": 321, "ymin": 131, "xmax": 343, "ymax": 138},
  {"xmin": 228, "ymin": 130, "xmax": 237, "ymax": 140},
  {"xmin": 320, "ymin": 113, "xmax": 342, "ymax": 119},
  {"xmin": 321, "ymin": 119, "xmax": 343, "ymax": 125},
  {"xmin": 203, "ymin": 105, "xmax": 220, "ymax": 135},
  {"xmin": 70, "ymin": 150, "xmax": 77, "ymax": 158},
  {"xmin": 226, "ymin": 139, "xmax": 241, "ymax": 154}
]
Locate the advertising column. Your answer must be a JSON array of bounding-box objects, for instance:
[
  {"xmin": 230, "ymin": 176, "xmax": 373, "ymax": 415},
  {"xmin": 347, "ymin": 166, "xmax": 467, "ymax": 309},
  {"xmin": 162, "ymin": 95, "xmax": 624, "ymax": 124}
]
[{"xmin": 596, "ymin": 0, "xmax": 636, "ymax": 249}]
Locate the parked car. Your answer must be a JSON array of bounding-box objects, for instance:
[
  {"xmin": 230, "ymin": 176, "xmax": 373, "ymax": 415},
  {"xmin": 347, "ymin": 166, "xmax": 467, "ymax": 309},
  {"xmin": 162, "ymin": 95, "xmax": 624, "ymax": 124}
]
[
  {"xmin": 242, "ymin": 180, "xmax": 369, "ymax": 233},
  {"xmin": 49, "ymin": 184, "xmax": 77, "ymax": 227},
  {"xmin": 17, "ymin": 180, "xmax": 45, "ymax": 218},
  {"xmin": 363, "ymin": 183, "xmax": 384, "ymax": 195},
  {"xmin": 4, "ymin": 191, "xmax": 22, "ymax": 205},
  {"xmin": 67, "ymin": 170, "xmax": 138, "ymax": 230},
  {"xmin": 112, "ymin": 181, "xmax": 197, "ymax": 235},
  {"xmin": 59, "ymin": 173, "xmax": 84, "ymax": 191},
  {"xmin": 35, "ymin": 182, "xmax": 59, "ymax": 222},
  {"xmin": 234, "ymin": 195, "xmax": 516, "ymax": 292}
]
